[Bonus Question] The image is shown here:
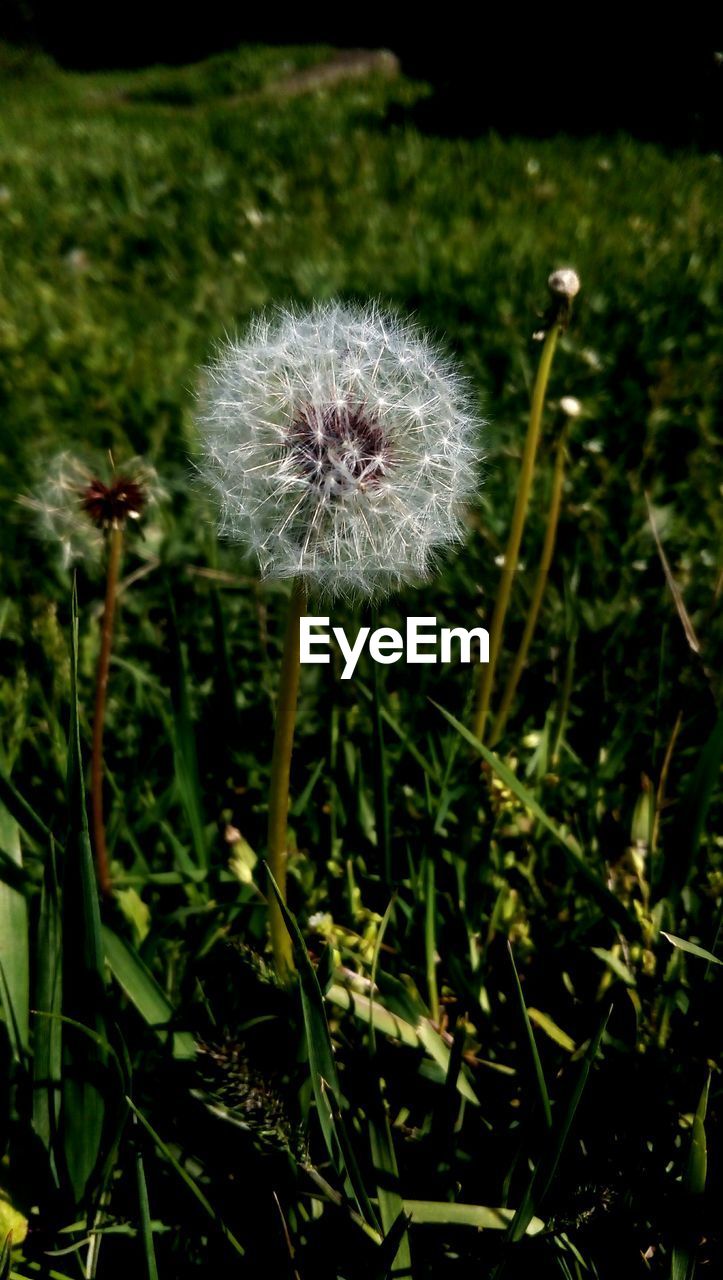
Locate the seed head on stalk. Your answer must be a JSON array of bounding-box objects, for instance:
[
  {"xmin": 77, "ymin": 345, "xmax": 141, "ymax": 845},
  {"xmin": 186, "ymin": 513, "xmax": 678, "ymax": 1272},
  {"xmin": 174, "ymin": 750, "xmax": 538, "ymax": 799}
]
[
  {"xmin": 197, "ymin": 301, "xmax": 483, "ymax": 599},
  {"xmin": 23, "ymin": 450, "xmax": 157, "ymax": 898},
  {"xmin": 196, "ymin": 300, "xmax": 484, "ymax": 981},
  {"xmin": 23, "ymin": 451, "xmax": 157, "ymax": 568}
]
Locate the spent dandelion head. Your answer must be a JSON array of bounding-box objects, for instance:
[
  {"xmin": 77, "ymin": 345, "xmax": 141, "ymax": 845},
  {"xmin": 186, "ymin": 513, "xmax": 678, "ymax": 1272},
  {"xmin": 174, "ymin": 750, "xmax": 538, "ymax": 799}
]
[
  {"xmin": 196, "ymin": 300, "xmax": 484, "ymax": 599},
  {"xmin": 548, "ymin": 267, "xmax": 581, "ymax": 300},
  {"xmin": 22, "ymin": 450, "xmax": 158, "ymax": 568}
]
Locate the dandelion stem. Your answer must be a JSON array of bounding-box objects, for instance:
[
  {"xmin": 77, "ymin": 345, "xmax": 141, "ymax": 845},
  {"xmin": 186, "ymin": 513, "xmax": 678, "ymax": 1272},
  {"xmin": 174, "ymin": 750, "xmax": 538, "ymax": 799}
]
[
  {"xmin": 370, "ymin": 610, "xmax": 392, "ymax": 887},
  {"xmin": 490, "ymin": 424, "xmax": 568, "ymax": 746},
  {"xmin": 91, "ymin": 522, "xmax": 123, "ymax": 898},
  {"xmin": 267, "ymin": 578, "xmax": 306, "ymax": 981},
  {"xmin": 473, "ymin": 322, "xmax": 560, "ymax": 741}
]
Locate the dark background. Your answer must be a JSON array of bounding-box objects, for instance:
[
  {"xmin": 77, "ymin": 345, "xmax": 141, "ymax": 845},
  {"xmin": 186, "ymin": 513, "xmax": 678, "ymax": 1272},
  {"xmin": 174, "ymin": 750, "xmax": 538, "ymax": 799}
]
[{"xmin": 2, "ymin": 3, "xmax": 721, "ymax": 147}]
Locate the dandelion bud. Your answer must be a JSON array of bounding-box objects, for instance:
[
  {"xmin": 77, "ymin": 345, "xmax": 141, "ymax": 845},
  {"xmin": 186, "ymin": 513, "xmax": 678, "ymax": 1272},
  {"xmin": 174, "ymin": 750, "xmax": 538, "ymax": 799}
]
[
  {"xmin": 560, "ymin": 396, "xmax": 582, "ymax": 418},
  {"xmin": 197, "ymin": 301, "xmax": 483, "ymax": 599},
  {"xmin": 548, "ymin": 268, "xmax": 581, "ymax": 300}
]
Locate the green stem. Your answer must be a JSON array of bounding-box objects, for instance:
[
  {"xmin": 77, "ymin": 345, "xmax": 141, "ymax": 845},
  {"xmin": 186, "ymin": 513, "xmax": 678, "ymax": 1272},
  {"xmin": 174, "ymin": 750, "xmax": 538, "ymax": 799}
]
[
  {"xmin": 490, "ymin": 425, "xmax": 568, "ymax": 747},
  {"xmin": 370, "ymin": 615, "xmax": 391, "ymax": 887},
  {"xmin": 267, "ymin": 579, "xmax": 306, "ymax": 981},
  {"xmin": 473, "ymin": 323, "xmax": 560, "ymax": 742},
  {"xmin": 424, "ymin": 857, "xmax": 439, "ymax": 1025},
  {"xmin": 91, "ymin": 523, "xmax": 123, "ymax": 898}
]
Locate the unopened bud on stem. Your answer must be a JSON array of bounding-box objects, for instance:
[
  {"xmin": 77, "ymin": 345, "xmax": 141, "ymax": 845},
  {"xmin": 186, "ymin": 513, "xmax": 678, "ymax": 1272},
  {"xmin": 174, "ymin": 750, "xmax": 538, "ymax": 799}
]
[{"xmin": 534, "ymin": 266, "xmax": 581, "ymax": 337}]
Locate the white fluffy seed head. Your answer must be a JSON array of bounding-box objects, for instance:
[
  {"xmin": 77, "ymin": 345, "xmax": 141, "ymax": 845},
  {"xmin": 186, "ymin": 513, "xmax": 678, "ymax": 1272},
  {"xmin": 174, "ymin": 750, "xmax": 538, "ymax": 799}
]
[
  {"xmin": 548, "ymin": 268, "xmax": 581, "ymax": 300},
  {"xmin": 196, "ymin": 301, "xmax": 484, "ymax": 600}
]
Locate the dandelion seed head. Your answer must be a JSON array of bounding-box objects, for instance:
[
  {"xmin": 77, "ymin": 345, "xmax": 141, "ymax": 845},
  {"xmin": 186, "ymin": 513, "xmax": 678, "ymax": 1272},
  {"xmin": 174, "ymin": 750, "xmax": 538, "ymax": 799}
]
[
  {"xmin": 196, "ymin": 301, "xmax": 484, "ymax": 599},
  {"xmin": 560, "ymin": 396, "xmax": 582, "ymax": 418},
  {"xmin": 22, "ymin": 451, "xmax": 158, "ymax": 569},
  {"xmin": 548, "ymin": 267, "xmax": 581, "ymax": 300}
]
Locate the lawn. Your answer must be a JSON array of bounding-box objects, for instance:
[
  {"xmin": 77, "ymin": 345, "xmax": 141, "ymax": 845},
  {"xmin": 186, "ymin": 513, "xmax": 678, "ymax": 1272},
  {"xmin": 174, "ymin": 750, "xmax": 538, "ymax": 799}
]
[{"xmin": 0, "ymin": 41, "xmax": 721, "ymax": 1279}]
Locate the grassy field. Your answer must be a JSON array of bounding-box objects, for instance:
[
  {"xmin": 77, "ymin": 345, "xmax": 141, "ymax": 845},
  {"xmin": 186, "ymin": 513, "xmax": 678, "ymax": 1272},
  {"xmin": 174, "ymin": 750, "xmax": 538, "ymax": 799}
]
[{"xmin": 0, "ymin": 42, "xmax": 722, "ymax": 1279}]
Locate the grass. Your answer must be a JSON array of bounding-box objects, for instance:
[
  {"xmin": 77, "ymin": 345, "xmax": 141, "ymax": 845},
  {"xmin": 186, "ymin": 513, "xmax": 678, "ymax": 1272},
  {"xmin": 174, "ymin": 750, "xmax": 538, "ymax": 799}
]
[{"xmin": 0, "ymin": 40, "xmax": 721, "ymax": 1279}]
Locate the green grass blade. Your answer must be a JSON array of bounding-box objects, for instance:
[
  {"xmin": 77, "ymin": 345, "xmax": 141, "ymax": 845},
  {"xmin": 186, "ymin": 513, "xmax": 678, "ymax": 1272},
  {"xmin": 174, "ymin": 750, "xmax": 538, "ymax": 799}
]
[
  {"xmin": 126, "ymin": 1097, "xmax": 245, "ymax": 1259},
  {"xmin": 0, "ymin": 765, "xmax": 54, "ymax": 851},
  {"xmin": 671, "ymin": 1071, "xmax": 711, "ymax": 1280},
  {"xmin": 102, "ymin": 925, "xmax": 196, "ymax": 1060},
  {"xmin": 327, "ymin": 983, "xmax": 479, "ymax": 1105},
  {"xmin": 508, "ymin": 942, "xmax": 552, "ymax": 1130},
  {"xmin": 32, "ymin": 839, "xmax": 63, "ymax": 1167},
  {"xmin": 61, "ymin": 578, "xmax": 107, "ymax": 1205},
  {"xmin": 366, "ymin": 901, "xmax": 412, "ymax": 1273},
  {"xmin": 506, "ymin": 1004, "xmax": 611, "ymax": 1243},
  {"xmin": 267, "ymin": 871, "xmax": 380, "ymax": 1230},
  {"xmin": 0, "ymin": 802, "xmax": 29, "ymax": 1059},
  {"xmin": 431, "ymin": 701, "xmax": 632, "ymax": 930},
  {"xmin": 660, "ymin": 932, "xmax": 722, "ymax": 967},
  {"xmin": 371, "ymin": 652, "xmax": 392, "ymax": 886},
  {"xmin": 135, "ymin": 1144, "xmax": 160, "ymax": 1280},
  {"xmin": 369, "ymin": 1103, "xmax": 412, "ymax": 1277},
  {"xmin": 403, "ymin": 1201, "xmax": 544, "ymax": 1233},
  {"xmin": 165, "ymin": 592, "xmax": 208, "ymax": 870},
  {"xmin": 327, "ymin": 983, "xmax": 419, "ymax": 1048},
  {"xmin": 357, "ymin": 682, "xmax": 440, "ymax": 782},
  {"xmin": 662, "ymin": 710, "xmax": 723, "ymax": 899},
  {"xmin": 685, "ymin": 1074, "xmax": 710, "ymax": 1196},
  {"xmin": 423, "ymin": 857, "xmax": 439, "ymax": 1025}
]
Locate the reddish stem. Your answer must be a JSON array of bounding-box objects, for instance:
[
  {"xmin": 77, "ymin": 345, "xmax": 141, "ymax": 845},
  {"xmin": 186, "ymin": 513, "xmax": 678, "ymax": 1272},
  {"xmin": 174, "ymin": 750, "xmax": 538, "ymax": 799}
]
[{"xmin": 91, "ymin": 523, "xmax": 123, "ymax": 898}]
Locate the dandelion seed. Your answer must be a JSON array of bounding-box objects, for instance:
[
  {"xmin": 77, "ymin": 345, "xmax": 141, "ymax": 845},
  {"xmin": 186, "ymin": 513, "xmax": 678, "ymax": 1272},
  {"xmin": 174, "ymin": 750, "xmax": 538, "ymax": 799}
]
[{"xmin": 196, "ymin": 301, "xmax": 484, "ymax": 600}]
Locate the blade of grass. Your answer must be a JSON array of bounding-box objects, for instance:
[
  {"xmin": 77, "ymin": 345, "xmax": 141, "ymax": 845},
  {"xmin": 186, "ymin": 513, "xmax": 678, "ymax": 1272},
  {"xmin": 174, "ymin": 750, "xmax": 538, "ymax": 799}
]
[
  {"xmin": 327, "ymin": 983, "xmax": 479, "ymax": 1105},
  {"xmin": 645, "ymin": 495, "xmax": 702, "ymax": 656},
  {"xmin": 61, "ymin": 578, "xmax": 107, "ymax": 1205},
  {"xmin": 0, "ymin": 765, "xmax": 54, "ymax": 851},
  {"xmin": 0, "ymin": 802, "xmax": 29, "ymax": 1060},
  {"xmin": 322, "ymin": 1082, "xmax": 382, "ymax": 1235},
  {"xmin": 369, "ymin": 1212, "xmax": 413, "ymax": 1280},
  {"xmin": 357, "ymin": 682, "xmax": 440, "ymax": 782},
  {"xmin": 403, "ymin": 1201, "xmax": 544, "ymax": 1233},
  {"xmin": 268, "ymin": 871, "xmax": 380, "ymax": 1230},
  {"xmin": 660, "ymin": 710, "xmax": 723, "ymax": 900},
  {"xmin": 432, "ymin": 701, "xmax": 632, "ymax": 931},
  {"xmin": 423, "ymin": 857, "xmax": 439, "ymax": 1026},
  {"xmin": 371, "ymin": 646, "xmax": 392, "ymax": 887},
  {"xmin": 505, "ymin": 1004, "xmax": 611, "ymax": 1244},
  {"xmin": 369, "ymin": 1107, "xmax": 411, "ymax": 1278},
  {"xmin": 33, "ymin": 839, "xmax": 63, "ymax": 1172},
  {"xmin": 660, "ymin": 932, "xmax": 722, "ymax": 967},
  {"xmin": 165, "ymin": 591, "xmax": 208, "ymax": 871},
  {"xmin": 368, "ymin": 898, "xmax": 412, "ymax": 1277},
  {"xmin": 508, "ymin": 942, "xmax": 552, "ymax": 1130},
  {"xmin": 102, "ymin": 926, "xmax": 196, "ymax": 1060},
  {"xmin": 135, "ymin": 1145, "xmax": 159, "ymax": 1280},
  {"xmin": 126, "ymin": 1097, "xmax": 245, "ymax": 1259},
  {"xmin": 671, "ymin": 1071, "xmax": 711, "ymax": 1280}
]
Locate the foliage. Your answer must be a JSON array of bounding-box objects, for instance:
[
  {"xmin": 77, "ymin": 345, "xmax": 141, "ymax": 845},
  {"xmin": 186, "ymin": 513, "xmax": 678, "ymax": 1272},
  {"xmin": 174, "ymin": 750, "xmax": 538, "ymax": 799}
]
[{"xmin": 0, "ymin": 41, "xmax": 721, "ymax": 1279}]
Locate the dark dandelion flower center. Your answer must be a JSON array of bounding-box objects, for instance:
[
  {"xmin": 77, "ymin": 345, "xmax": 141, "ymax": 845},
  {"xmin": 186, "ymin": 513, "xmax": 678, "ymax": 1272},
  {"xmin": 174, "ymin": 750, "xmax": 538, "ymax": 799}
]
[
  {"xmin": 80, "ymin": 476, "xmax": 147, "ymax": 528},
  {"xmin": 287, "ymin": 403, "xmax": 390, "ymax": 497}
]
